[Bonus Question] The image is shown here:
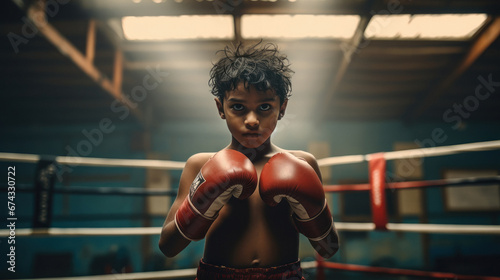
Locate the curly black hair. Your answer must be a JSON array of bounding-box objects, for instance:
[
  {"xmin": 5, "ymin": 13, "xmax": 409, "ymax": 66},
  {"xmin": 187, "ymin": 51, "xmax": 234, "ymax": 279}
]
[{"xmin": 209, "ymin": 41, "xmax": 293, "ymax": 105}]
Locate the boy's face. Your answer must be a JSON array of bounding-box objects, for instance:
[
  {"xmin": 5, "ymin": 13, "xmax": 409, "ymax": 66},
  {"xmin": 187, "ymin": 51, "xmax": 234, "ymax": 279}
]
[{"xmin": 216, "ymin": 82, "xmax": 287, "ymax": 149}]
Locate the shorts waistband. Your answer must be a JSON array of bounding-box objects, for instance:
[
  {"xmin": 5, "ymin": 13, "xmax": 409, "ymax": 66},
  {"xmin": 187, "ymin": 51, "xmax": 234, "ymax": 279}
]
[{"xmin": 196, "ymin": 259, "xmax": 304, "ymax": 280}]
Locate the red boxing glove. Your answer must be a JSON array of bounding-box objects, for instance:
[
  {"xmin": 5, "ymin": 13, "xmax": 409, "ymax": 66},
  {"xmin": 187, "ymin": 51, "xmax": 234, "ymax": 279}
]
[
  {"xmin": 260, "ymin": 152, "xmax": 333, "ymax": 241},
  {"xmin": 175, "ymin": 149, "xmax": 257, "ymax": 241}
]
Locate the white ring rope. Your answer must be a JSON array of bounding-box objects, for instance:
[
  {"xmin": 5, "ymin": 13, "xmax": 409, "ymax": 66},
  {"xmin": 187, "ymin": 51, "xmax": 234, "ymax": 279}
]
[
  {"xmin": 317, "ymin": 139, "xmax": 500, "ymax": 166},
  {"xmin": 2, "ymin": 223, "xmax": 499, "ymax": 237},
  {"xmin": 1, "ymin": 140, "xmax": 499, "ymax": 169},
  {"xmin": 337, "ymin": 222, "xmax": 500, "ymax": 234},
  {"xmin": 380, "ymin": 139, "xmax": 500, "ymax": 161},
  {"xmin": 10, "ymin": 262, "xmax": 319, "ymax": 280},
  {"xmin": 0, "ymin": 152, "xmax": 185, "ymax": 170},
  {"xmin": 12, "ymin": 267, "xmax": 198, "ymax": 280},
  {"xmin": 0, "ymin": 227, "xmax": 162, "ymax": 237}
]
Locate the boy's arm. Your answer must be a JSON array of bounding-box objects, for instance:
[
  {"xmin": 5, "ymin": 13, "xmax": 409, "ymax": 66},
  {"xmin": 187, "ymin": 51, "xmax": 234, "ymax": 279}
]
[
  {"xmin": 158, "ymin": 153, "xmax": 209, "ymax": 258},
  {"xmin": 301, "ymin": 153, "xmax": 340, "ymax": 258}
]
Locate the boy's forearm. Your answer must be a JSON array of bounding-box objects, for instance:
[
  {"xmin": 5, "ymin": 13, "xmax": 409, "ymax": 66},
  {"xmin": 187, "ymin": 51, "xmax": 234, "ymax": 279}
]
[
  {"xmin": 310, "ymin": 229, "xmax": 339, "ymax": 259},
  {"xmin": 159, "ymin": 220, "xmax": 191, "ymax": 258}
]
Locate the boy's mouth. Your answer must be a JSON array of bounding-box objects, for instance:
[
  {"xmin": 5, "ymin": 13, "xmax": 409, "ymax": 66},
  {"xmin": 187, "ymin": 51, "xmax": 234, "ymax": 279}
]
[{"xmin": 243, "ymin": 133, "xmax": 261, "ymax": 138}]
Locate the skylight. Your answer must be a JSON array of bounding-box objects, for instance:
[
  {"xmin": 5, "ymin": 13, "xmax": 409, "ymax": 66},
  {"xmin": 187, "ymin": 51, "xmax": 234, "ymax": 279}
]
[
  {"xmin": 241, "ymin": 14, "xmax": 360, "ymax": 39},
  {"xmin": 365, "ymin": 14, "xmax": 488, "ymax": 40},
  {"xmin": 122, "ymin": 15, "xmax": 234, "ymax": 40}
]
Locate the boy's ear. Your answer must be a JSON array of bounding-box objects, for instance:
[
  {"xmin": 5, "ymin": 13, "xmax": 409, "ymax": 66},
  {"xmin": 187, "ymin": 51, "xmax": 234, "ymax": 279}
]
[
  {"xmin": 278, "ymin": 99, "xmax": 288, "ymax": 120},
  {"xmin": 215, "ymin": 98, "xmax": 225, "ymax": 119}
]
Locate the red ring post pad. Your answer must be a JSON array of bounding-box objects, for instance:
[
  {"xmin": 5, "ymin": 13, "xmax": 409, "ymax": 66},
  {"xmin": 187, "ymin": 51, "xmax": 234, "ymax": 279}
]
[{"xmin": 369, "ymin": 153, "xmax": 388, "ymax": 230}]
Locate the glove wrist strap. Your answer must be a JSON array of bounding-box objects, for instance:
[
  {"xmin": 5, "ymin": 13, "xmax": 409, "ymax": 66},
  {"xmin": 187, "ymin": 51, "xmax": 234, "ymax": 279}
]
[{"xmin": 175, "ymin": 198, "xmax": 216, "ymax": 241}]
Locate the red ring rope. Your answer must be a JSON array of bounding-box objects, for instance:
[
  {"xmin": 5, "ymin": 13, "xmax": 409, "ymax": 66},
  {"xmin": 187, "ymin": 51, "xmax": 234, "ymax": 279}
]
[
  {"xmin": 318, "ymin": 261, "xmax": 500, "ymax": 280},
  {"xmin": 323, "ymin": 176, "xmax": 500, "ymax": 192}
]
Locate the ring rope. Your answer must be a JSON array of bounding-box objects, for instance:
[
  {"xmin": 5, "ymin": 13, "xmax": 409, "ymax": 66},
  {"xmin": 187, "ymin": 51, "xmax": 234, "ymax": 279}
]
[
  {"xmin": 0, "ymin": 152, "xmax": 185, "ymax": 170},
  {"xmin": 24, "ymin": 175, "xmax": 499, "ymax": 197},
  {"xmin": 14, "ymin": 258, "xmax": 500, "ymax": 280},
  {"xmin": 323, "ymin": 175, "xmax": 500, "ymax": 192},
  {"xmin": 5, "ymin": 262, "xmax": 318, "ymax": 280},
  {"xmin": 2, "ymin": 222, "xmax": 500, "ymax": 237},
  {"xmin": 1, "ymin": 140, "xmax": 499, "ymax": 170},
  {"xmin": 12, "ymin": 259, "xmax": 500, "ymax": 280},
  {"xmin": 0, "ymin": 227, "xmax": 162, "ymax": 237},
  {"xmin": 319, "ymin": 261, "xmax": 500, "ymax": 280},
  {"xmin": 8, "ymin": 183, "xmax": 178, "ymax": 196},
  {"xmin": 11, "ymin": 267, "xmax": 198, "ymax": 280},
  {"xmin": 317, "ymin": 139, "xmax": 500, "ymax": 166}
]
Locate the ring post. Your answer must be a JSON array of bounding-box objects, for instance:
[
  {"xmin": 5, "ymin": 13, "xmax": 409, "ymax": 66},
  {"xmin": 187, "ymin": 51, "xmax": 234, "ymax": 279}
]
[
  {"xmin": 369, "ymin": 153, "xmax": 388, "ymax": 230},
  {"xmin": 33, "ymin": 157, "xmax": 57, "ymax": 229}
]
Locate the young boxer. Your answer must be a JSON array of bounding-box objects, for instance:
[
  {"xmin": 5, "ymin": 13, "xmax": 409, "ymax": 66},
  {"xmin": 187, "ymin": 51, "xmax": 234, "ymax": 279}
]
[{"xmin": 159, "ymin": 42, "xmax": 339, "ymax": 280}]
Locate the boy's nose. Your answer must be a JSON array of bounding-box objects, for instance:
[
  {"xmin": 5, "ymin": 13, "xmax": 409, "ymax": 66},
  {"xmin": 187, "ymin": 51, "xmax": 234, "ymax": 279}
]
[{"xmin": 244, "ymin": 112, "xmax": 259, "ymax": 128}]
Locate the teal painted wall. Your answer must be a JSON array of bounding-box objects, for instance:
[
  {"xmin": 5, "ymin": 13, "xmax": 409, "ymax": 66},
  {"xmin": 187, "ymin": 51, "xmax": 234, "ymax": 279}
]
[{"xmin": 1, "ymin": 123, "xmax": 148, "ymax": 278}]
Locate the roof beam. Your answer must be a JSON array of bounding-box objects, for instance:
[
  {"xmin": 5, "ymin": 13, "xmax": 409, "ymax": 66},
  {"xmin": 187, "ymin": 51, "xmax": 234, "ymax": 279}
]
[
  {"xmin": 321, "ymin": 15, "xmax": 371, "ymax": 118},
  {"xmin": 69, "ymin": 0, "xmax": 500, "ymax": 19},
  {"xmin": 75, "ymin": 1, "xmax": 367, "ymax": 18},
  {"xmin": 407, "ymin": 16, "xmax": 500, "ymax": 120},
  {"xmin": 113, "ymin": 48, "xmax": 123, "ymax": 96},
  {"xmin": 233, "ymin": 14, "xmax": 242, "ymax": 43},
  {"xmin": 85, "ymin": 18, "xmax": 96, "ymax": 64},
  {"xmin": 13, "ymin": 0, "xmax": 143, "ymax": 123}
]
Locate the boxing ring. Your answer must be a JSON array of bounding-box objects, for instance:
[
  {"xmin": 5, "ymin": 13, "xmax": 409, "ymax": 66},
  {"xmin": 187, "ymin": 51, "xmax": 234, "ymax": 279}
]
[{"xmin": 1, "ymin": 139, "xmax": 500, "ymax": 280}]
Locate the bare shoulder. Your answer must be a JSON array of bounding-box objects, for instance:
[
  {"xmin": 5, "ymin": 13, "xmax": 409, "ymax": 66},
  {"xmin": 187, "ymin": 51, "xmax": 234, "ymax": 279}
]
[
  {"xmin": 284, "ymin": 149, "xmax": 322, "ymax": 181},
  {"xmin": 185, "ymin": 152, "xmax": 215, "ymax": 168},
  {"xmin": 175, "ymin": 152, "xmax": 215, "ymax": 198},
  {"xmin": 286, "ymin": 150, "xmax": 318, "ymax": 166}
]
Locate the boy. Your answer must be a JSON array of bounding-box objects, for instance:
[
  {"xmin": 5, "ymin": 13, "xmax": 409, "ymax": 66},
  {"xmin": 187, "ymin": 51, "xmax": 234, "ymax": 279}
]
[{"xmin": 159, "ymin": 42, "xmax": 339, "ymax": 279}]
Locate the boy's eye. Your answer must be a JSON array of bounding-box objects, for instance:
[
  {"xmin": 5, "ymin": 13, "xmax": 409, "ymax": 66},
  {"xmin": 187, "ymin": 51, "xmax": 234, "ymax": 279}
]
[
  {"xmin": 231, "ymin": 104, "xmax": 244, "ymax": 111},
  {"xmin": 259, "ymin": 104, "xmax": 271, "ymax": 111}
]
